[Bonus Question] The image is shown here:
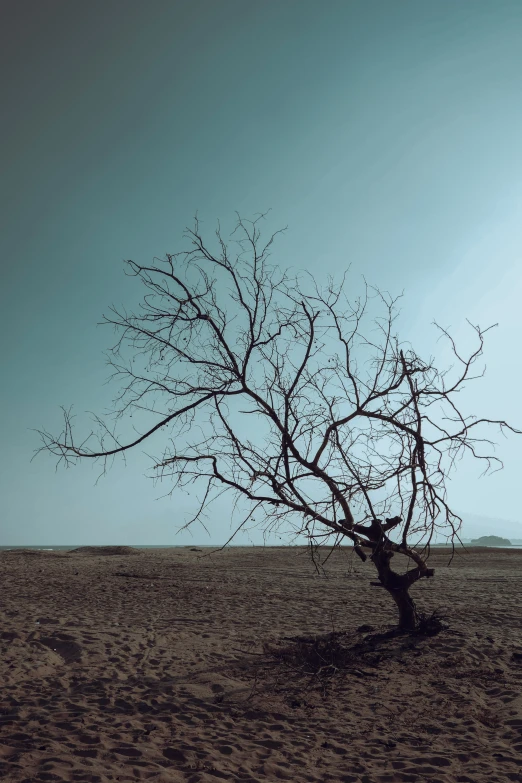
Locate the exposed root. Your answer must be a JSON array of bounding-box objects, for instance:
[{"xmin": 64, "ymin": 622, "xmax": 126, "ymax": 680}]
[
  {"xmin": 260, "ymin": 616, "xmax": 447, "ymax": 692},
  {"xmin": 414, "ymin": 612, "xmax": 447, "ymax": 636}
]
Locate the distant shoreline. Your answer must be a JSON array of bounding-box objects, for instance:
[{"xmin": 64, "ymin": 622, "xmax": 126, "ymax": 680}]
[{"xmin": 2, "ymin": 543, "xmax": 522, "ymax": 552}]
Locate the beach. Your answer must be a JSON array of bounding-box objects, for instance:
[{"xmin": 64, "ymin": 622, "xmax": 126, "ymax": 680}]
[{"xmin": 1, "ymin": 545, "xmax": 521, "ymax": 783}]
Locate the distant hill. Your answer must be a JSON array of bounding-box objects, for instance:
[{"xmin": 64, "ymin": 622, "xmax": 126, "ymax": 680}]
[
  {"xmin": 470, "ymin": 535, "xmax": 512, "ymax": 547},
  {"xmin": 459, "ymin": 513, "xmax": 522, "ymax": 541}
]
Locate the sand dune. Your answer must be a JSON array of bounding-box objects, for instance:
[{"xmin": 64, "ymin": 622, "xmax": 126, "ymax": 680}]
[
  {"xmin": 68, "ymin": 546, "xmax": 142, "ymax": 557},
  {"xmin": 1, "ymin": 546, "xmax": 521, "ymax": 782}
]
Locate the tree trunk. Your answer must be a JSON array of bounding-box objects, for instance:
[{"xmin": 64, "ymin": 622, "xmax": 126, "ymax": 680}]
[
  {"xmin": 371, "ymin": 543, "xmax": 425, "ymax": 631},
  {"xmin": 386, "ymin": 585, "xmax": 417, "ymax": 631}
]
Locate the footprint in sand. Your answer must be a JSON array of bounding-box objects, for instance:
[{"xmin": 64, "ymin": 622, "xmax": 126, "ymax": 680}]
[
  {"xmin": 163, "ymin": 747, "xmax": 186, "ymax": 761},
  {"xmin": 112, "ymin": 746, "xmax": 143, "ymax": 757},
  {"xmin": 73, "ymin": 748, "xmax": 98, "ymax": 758},
  {"xmin": 38, "ymin": 635, "xmax": 82, "ymax": 663}
]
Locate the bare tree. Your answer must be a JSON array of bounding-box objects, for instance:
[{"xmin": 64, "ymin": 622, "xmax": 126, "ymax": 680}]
[{"xmin": 36, "ymin": 213, "xmax": 520, "ymax": 630}]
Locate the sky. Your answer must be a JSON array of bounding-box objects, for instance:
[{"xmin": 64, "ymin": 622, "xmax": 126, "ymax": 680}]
[{"xmin": 2, "ymin": 0, "xmax": 522, "ymax": 546}]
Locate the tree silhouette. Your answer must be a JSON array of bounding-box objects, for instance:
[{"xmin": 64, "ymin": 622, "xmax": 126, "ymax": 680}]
[{"xmin": 37, "ymin": 214, "xmax": 520, "ymax": 629}]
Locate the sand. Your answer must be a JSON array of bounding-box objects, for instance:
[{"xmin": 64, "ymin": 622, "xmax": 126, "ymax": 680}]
[{"xmin": 1, "ymin": 545, "xmax": 522, "ymax": 783}]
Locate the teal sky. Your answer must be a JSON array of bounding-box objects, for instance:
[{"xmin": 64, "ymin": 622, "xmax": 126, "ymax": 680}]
[{"xmin": 2, "ymin": 0, "xmax": 522, "ymax": 545}]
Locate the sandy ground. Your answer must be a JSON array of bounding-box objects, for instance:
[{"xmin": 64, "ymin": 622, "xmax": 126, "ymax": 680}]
[{"xmin": 1, "ymin": 544, "xmax": 522, "ymax": 783}]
